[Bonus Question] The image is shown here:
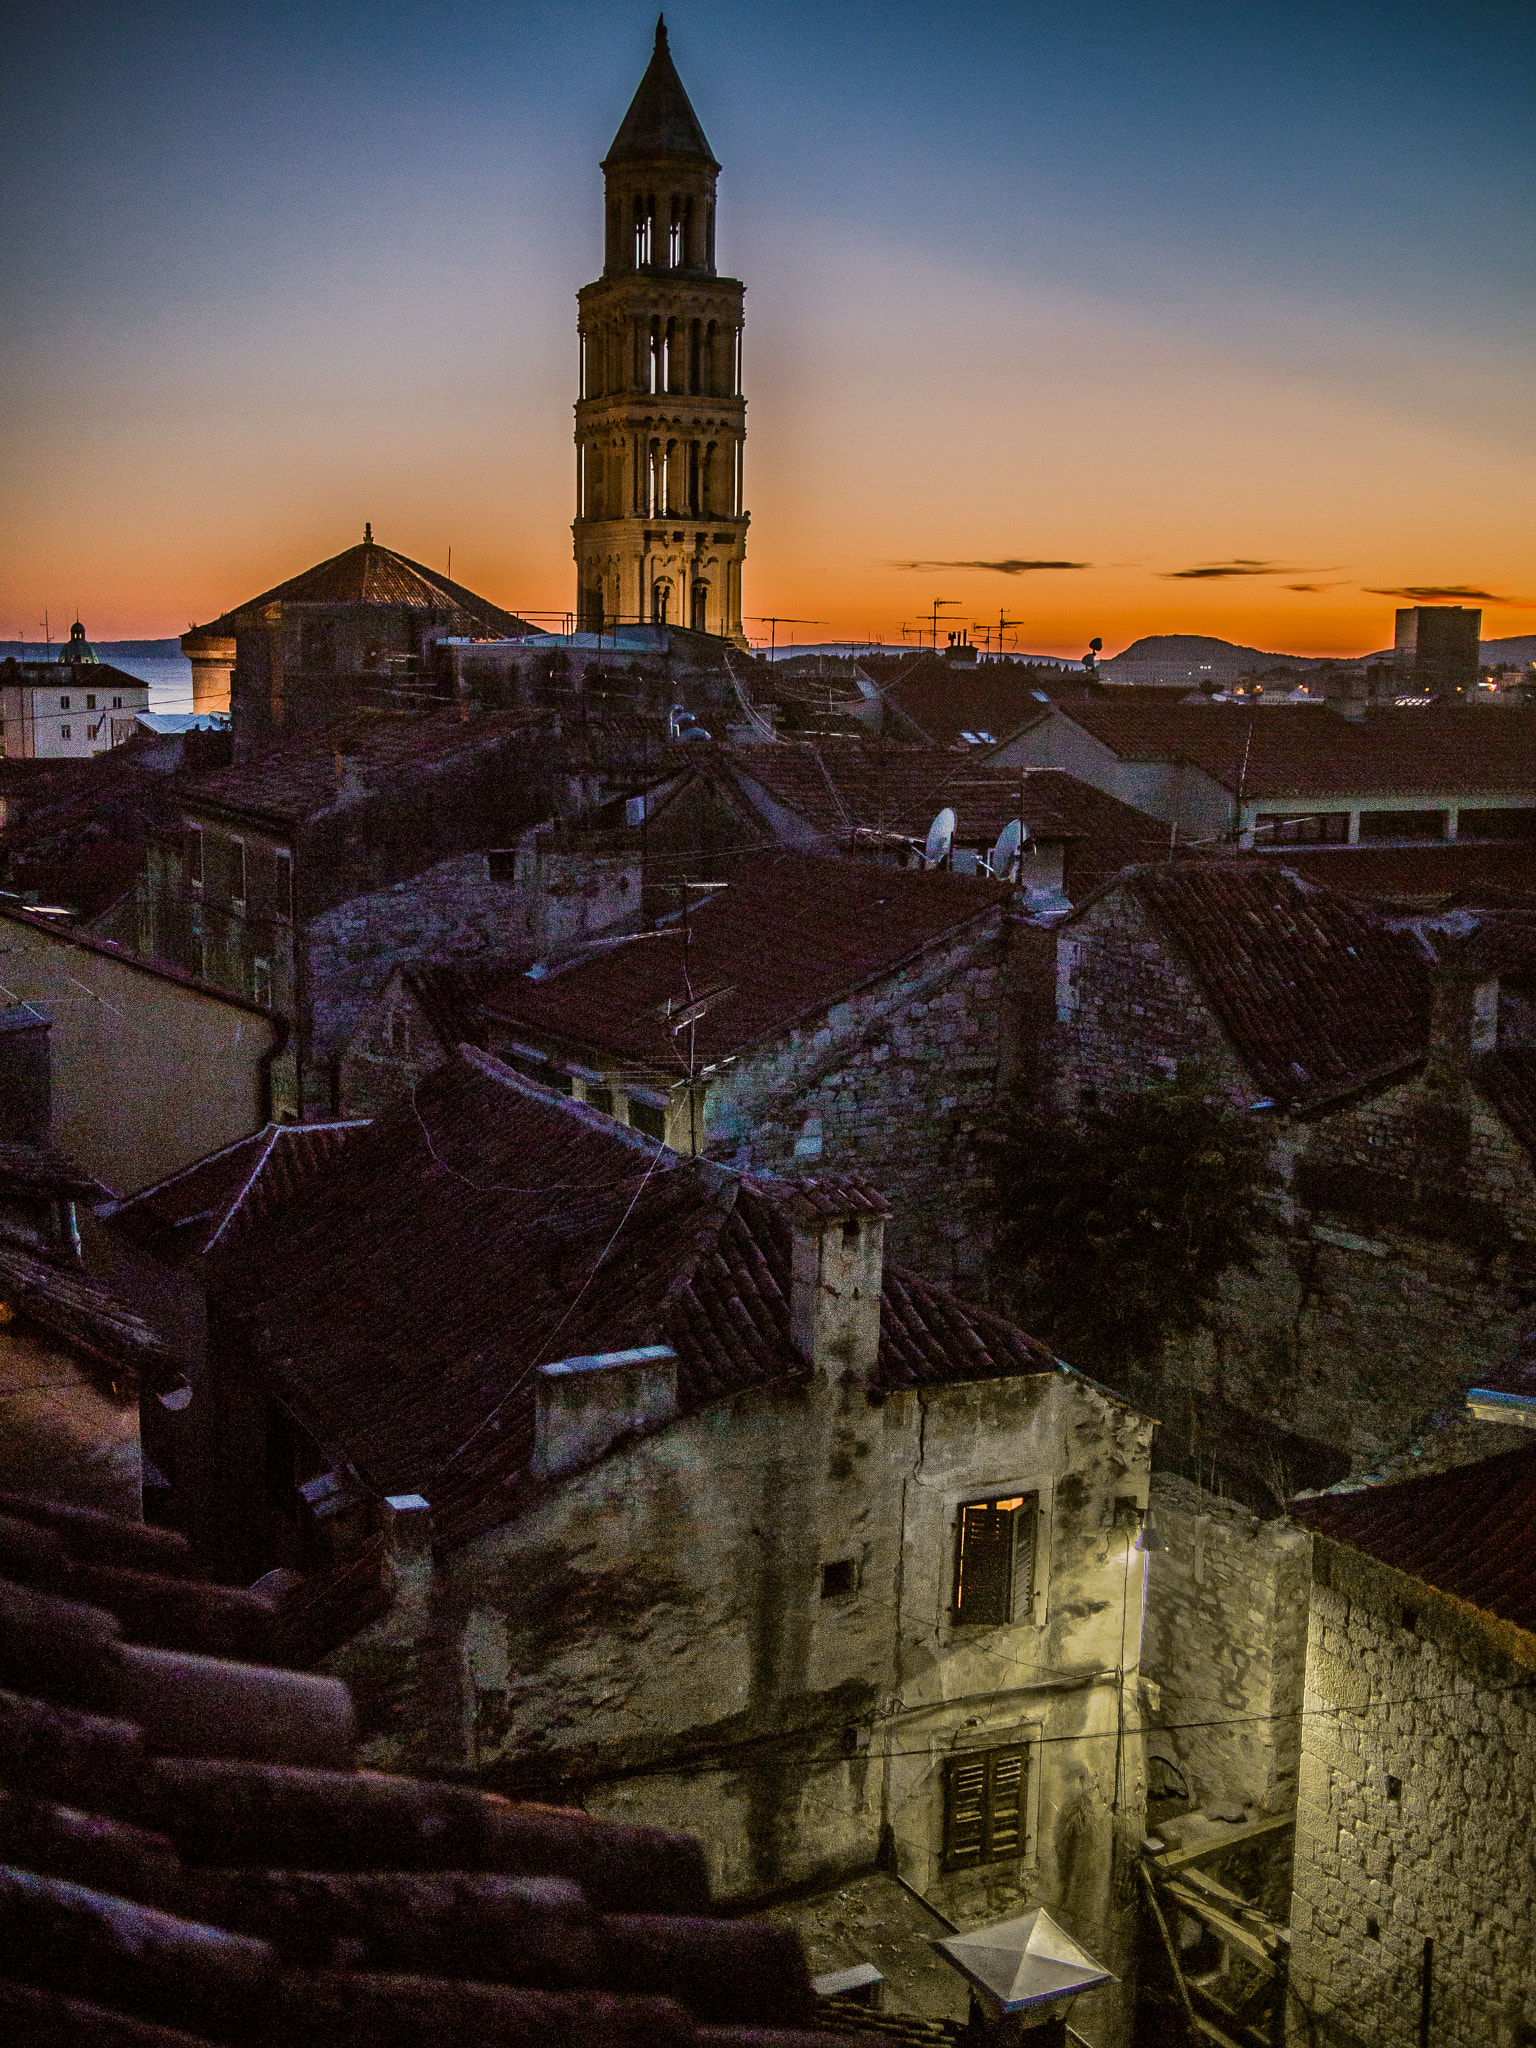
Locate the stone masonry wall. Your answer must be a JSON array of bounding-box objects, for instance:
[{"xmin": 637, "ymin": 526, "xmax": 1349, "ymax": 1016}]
[
  {"xmin": 1141, "ymin": 1471, "xmax": 1311, "ymax": 1821},
  {"xmin": 703, "ymin": 916, "xmax": 1021, "ymax": 1294},
  {"xmin": 1288, "ymin": 1547, "xmax": 1536, "ymax": 2047},
  {"xmin": 1052, "ymin": 890, "xmax": 1536, "ymax": 1463}
]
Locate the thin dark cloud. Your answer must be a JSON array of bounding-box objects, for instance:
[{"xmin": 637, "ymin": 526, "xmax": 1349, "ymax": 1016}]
[
  {"xmin": 1285, "ymin": 583, "xmax": 1340, "ymax": 594},
  {"xmin": 895, "ymin": 558, "xmax": 1090, "ymax": 575},
  {"xmin": 1162, "ymin": 559, "xmax": 1335, "ymax": 581},
  {"xmin": 1365, "ymin": 584, "xmax": 1536, "ymax": 607}
]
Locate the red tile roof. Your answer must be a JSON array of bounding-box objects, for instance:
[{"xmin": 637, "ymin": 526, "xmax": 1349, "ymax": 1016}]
[
  {"xmin": 875, "ymin": 657, "xmax": 1062, "ymax": 748},
  {"xmin": 0, "ymin": 1239, "xmax": 187, "ymax": 1395},
  {"xmin": 1041, "ymin": 700, "xmax": 1536, "ymax": 800},
  {"xmin": 104, "ymin": 1122, "xmax": 368, "ymax": 1267},
  {"xmin": 1224, "ymin": 844, "xmax": 1536, "ymax": 903},
  {"xmin": 483, "ymin": 852, "xmax": 1010, "ymax": 1072},
  {"xmin": 1112, "ymin": 864, "xmax": 1433, "ymax": 1106},
  {"xmin": 176, "ymin": 707, "xmax": 551, "ymax": 830},
  {"xmin": 0, "ymin": 1490, "xmax": 870, "ymax": 2045},
  {"xmin": 194, "ymin": 1053, "xmax": 1059, "ymax": 1545},
  {"xmin": 1293, "ymin": 1443, "xmax": 1536, "ymax": 1644},
  {"xmin": 709, "ymin": 742, "xmax": 1169, "ymax": 890},
  {"xmin": 191, "ymin": 538, "xmax": 532, "ymax": 639}
]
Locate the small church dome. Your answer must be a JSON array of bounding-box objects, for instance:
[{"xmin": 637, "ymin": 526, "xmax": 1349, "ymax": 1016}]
[{"xmin": 59, "ymin": 620, "xmax": 100, "ymax": 665}]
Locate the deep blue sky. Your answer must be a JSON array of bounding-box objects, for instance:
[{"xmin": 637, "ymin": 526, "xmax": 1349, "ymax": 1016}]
[{"xmin": 3, "ymin": 0, "xmax": 1532, "ymax": 650}]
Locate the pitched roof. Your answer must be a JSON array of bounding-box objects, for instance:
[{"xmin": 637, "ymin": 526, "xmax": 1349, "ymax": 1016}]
[
  {"xmin": 483, "ymin": 851, "xmax": 1009, "ymax": 1070},
  {"xmin": 175, "ymin": 707, "xmax": 549, "ymax": 830},
  {"xmin": 1228, "ymin": 843, "xmax": 1536, "ymax": 903},
  {"xmin": 104, "ymin": 1122, "xmax": 367, "ymax": 1267},
  {"xmin": 604, "ymin": 17, "xmax": 718, "ymax": 167},
  {"xmin": 1039, "ymin": 699, "xmax": 1536, "ymax": 800},
  {"xmin": 195, "ymin": 1053, "xmax": 1058, "ymax": 1545},
  {"xmin": 0, "ymin": 1136, "xmax": 110, "ymax": 1204},
  {"xmin": 0, "ymin": 1239, "xmax": 187, "ymax": 1395},
  {"xmin": 190, "ymin": 536, "xmax": 532, "ymax": 639},
  {"xmin": 1108, "ymin": 864, "xmax": 1433, "ymax": 1107},
  {"xmin": 0, "ymin": 1489, "xmax": 864, "ymax": 2045},
  {"xmin": 878, "ymin": 656, "xmax": 1061, "ymax": 749},
  {"xmin": 709, "ymin": 743, "xmax": 1169, "ymax": 895},
  {"xmin": 1293, "ymin": 1444, "xmax": 1536, "ymax": 1646}
]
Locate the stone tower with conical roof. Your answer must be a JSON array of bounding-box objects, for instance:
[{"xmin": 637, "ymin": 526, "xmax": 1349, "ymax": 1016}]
[{"xmin": 573, "ymin": 17, "xmax": 748, "ymax": 643}]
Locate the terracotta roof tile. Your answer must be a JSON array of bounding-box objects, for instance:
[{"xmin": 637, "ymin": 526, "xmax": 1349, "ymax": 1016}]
[
  {"xmin": 1119, "ymin": 864, "xmax": 1432, "ymax": 1105},
  {"xmin": 1292, "ymin": 1443, "xmax": 1536, "ymax": 1643},
  {"xmin": 0, "ymin": 1490, "xmax": 883, "ymax": 2046},
  {"xmin": 484, "ymin": 852, "xmax": 1009, "ymax": 1071},
  {"xmin": 105, "ymin": 1124, "xmax": 368, "ymax": 1267},
  {"xmin": 1045, "ymin": 700, "xmax": 1536, "ymax": 799},
  {"xmin": 147, "ymin": 1054, "xmax": 1061, "ymax": 1539},
  {"xmin": 1224, "ymin": 844, "xmax": 1536, "ymax": 904}
]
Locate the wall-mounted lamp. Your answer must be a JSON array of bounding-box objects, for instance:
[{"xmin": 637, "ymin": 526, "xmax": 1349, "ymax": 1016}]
[{"xmin": 1115, "ymin": 1497, "xmax": 1168, "ymax": 1553}]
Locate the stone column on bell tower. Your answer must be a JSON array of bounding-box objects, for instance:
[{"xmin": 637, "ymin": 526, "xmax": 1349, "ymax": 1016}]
[{"xmin": 573, "ymin": 16, "xmax": 749, "ymax": 646}]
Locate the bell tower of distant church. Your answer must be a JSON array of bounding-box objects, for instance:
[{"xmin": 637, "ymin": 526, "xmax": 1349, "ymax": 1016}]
[{"xmin": 574, "ymin": 17, "xmax": 748, "ymax": 642}]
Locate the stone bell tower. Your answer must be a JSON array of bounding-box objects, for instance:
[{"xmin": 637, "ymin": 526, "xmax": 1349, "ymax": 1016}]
[{"xmin": 573, "ymin": 16, "xmax": 748, "ymax": 644}]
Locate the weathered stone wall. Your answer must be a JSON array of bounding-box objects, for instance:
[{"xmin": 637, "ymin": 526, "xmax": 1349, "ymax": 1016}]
[
  {"xmin": 1141, "ymin": 1472, "xmax": 1311, "ymax": 1821},
  {"xmin": 1288, "ymin": 1544, "xmax": 1536, "ymax": 2047},
  {"xmin": 1051, "ymin": 891, "xmax": 1536, "ymax": 1463},
  {"xmin": 312, "ymin": 840, "xmax": 641, "ymax": 1072},
  {"xmin": 327, "ymin": 1363, "xmax": 1154, "ymax": 2045},
  {"xmin": 702, "ymin": 916, "xmax": 1036, "ymax": 1293}
]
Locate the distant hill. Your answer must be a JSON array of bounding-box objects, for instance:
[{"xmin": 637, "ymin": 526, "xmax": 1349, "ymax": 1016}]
[
  {"xmin": 1103, "ymin": 635, "xmax": 1364, "ymax": 673},
  {"xmin": 0, "ymin": 638, "xmax": 183, "ymax": 660},
  {"xmin": 1483, "ymin": 636, "xmax": 1536, "ymax": 666}
]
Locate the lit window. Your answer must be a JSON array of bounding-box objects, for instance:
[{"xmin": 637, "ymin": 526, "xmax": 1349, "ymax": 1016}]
[{"xmin": 953, "ymin": 1494, "xmax": 1038, "ymax": 1626}]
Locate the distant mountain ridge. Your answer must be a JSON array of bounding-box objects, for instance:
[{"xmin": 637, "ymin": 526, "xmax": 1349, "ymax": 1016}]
[
  {"xmin": 1105, "ymin": 632, "xmax": 1534, "ymax": 673},
  {"xmin": 0, "ymin": 639, "xmax": 184, "ymax": 660}
]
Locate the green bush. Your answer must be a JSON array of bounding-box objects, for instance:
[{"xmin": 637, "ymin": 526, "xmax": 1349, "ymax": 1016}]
[{"xmin": 987, "ymin": 1076, "xmax": 1271, "ymax": 1376}]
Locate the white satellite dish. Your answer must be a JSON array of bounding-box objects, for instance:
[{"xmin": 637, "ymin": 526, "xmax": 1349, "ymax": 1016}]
[
  {"xmin": 990, "ymin": 818, "xmax": 1024, "ymax": 882},
  {"xmin": 923, "ymin": 807, "xmax": 957, "ymax": 869}
]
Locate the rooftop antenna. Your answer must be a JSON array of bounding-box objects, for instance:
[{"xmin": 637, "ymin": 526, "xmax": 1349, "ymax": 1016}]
[
  {"xmin": 930, "ymin": 597, "xmax": 960, "ymax": 649},
  {"xmin": 923, "ymin": 806, "xmax": 956, "ymax": 870},
  {"xmin": 41, "ymin": 612, "xmax": 51, "ymax": 660}
]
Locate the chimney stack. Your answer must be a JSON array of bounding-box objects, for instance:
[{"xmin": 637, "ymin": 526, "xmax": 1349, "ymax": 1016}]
[{"xmin": 784, "ymin": 1178, "xmax": 888, "ymax": 1385}]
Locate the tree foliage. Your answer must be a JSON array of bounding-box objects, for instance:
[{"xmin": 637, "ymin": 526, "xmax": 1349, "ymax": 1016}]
[{"xmin": 987, "ymin": 1076, "xmax": 1271, "ymax": 1378}]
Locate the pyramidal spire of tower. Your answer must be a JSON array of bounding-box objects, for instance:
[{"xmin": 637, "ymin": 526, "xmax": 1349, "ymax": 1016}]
[{"xmin": 604, "ymin": 14, "xmax": 717, "ymax": 166}]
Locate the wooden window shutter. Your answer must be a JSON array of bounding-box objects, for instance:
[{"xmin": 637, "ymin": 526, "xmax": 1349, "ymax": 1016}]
[
  {"xmin": 954, "ymin": 1495, "xmax": 1037, "ymax": 1625},
  {"xmin": 943, "ymin": 1745, "xmax": 1029, "ymax": 1870}
]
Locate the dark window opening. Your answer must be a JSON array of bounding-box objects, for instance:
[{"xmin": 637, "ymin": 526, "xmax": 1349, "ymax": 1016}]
[
  {"xmin": 1366, "ymin": 1917, "xmax": 1380, "ymax": 1941},
  {"xmin": 1400, "ymin": 1607, "xmax": 1418, "ymax": 1635},
  {"xmin": 943, "ymin": 1745, "xmax": 1028, "ymax": 1870},
  {"xmin": 487, "ymin": 849, "xmax": 518, "ymax": 881},
  {"xmin": 1078, "ymin": 1086, "xmax": 1098, "ymax": 1110},
  {"xmin": 253, "ymin": 959, "xmax": 272, "ymax": 1010},
  {"xmin": 630, "ymin": 1100, "xmax": 666, "ymax": 1142},
  {"xmin": 1457, "ymin": 807, "xmax": 1536, "ymax": 842},
  {"xmin": 953, "ymin": 1494, "xmax": 1038, "ymax": 1627},
  {"xmin": 1358, "ymin": 808, "xmax": 1448, "ymax": 842},
  {"xmin": 841, "ymin": 1217, "xmax": 860, "ymax": 1245},
  {"xmin": 1386, "ymin": 1773, "xmax": 1402, "ymax": 1804},
  {"xmin": 85, "ymin": 694, "xmax": 96, "ymax": 710},
  {"xmin": 821, "ymin": 1559, "xmax": 857, "ymax": 1600},
  {"xmin": 186, "ymin": 828, "xmax": 204, "ymax": 888},
  {"xmin": 1252, "ymin": 811, "xmax": 1350, "ymax": 846},
  {"xmin": 586, "ymin": 1084, "xmax": 614, "ymax": 1117},
  {"xmin": 300, "ymin": 622, "xmax": 336, "ymax": 673}
]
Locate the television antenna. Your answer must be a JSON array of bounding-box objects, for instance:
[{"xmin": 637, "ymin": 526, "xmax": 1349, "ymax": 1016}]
[
  {"xmin": 929, "ymin": 598, "xmax": 960, "ymax": 649},
  {"xmin": 745, "ymin": 616, "xmax": 823, "ymax": 662},
  {"xmin": 923, "ymin": 807, "xmax": 956, "ymax": 869}
]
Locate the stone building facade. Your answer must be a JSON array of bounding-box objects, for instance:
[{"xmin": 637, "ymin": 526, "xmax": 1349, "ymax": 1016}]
[
  {"xmin": 573, "ymin": 20, "xmax": 749, "ymax": 640},
  {"xmin": 131, "ymin": 711, "xmax": 616, "ymax": 1116},
  {"xmin": 1051, "ymin": 865, "xmax": 1536, "ymax": 1464},
  {"xmin": 110, "ymin": 1054, "xmax": 1158, "ymax": 2045},
  {"xmin": 1288, "ymin": 1451, "xmax": 1536, "ymax": 2048}
]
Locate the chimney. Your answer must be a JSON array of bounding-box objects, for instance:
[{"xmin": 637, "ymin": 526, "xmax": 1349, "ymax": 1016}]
[
  {"xmin": 0, "ymin": 1006, "xmax": 52, "ymax": 1146},
  {"xmin": 785, "ymin": 1179, "xmax": 888, "ymax": 1385},
  {"xmin": 533, "ymin": 1345, "xmax": 678, "ymax": 1479}
]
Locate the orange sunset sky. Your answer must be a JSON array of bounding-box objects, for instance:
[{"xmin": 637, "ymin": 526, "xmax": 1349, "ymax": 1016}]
[{"xmin": 3, "ymin": 1, "xmax": 1532, "ymax": 659}]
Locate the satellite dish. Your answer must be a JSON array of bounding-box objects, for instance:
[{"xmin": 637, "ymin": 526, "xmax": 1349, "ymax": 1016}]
[
  {"xmin": 923, "ymin": 807, "xmax": 956, "ymax": 869},
  {"xmin": 990, "ymin": 818, "xmax": 1023, "ymax": 882}
]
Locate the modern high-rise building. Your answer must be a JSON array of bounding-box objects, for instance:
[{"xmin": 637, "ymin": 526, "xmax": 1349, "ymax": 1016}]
[
  {"xmin": 1393, "ymin": 604, "xmax": 1482, "ymax": 696},
  {"xmin": 573, "ymin": 18, "xmax": 748, "ymax": 643}
]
